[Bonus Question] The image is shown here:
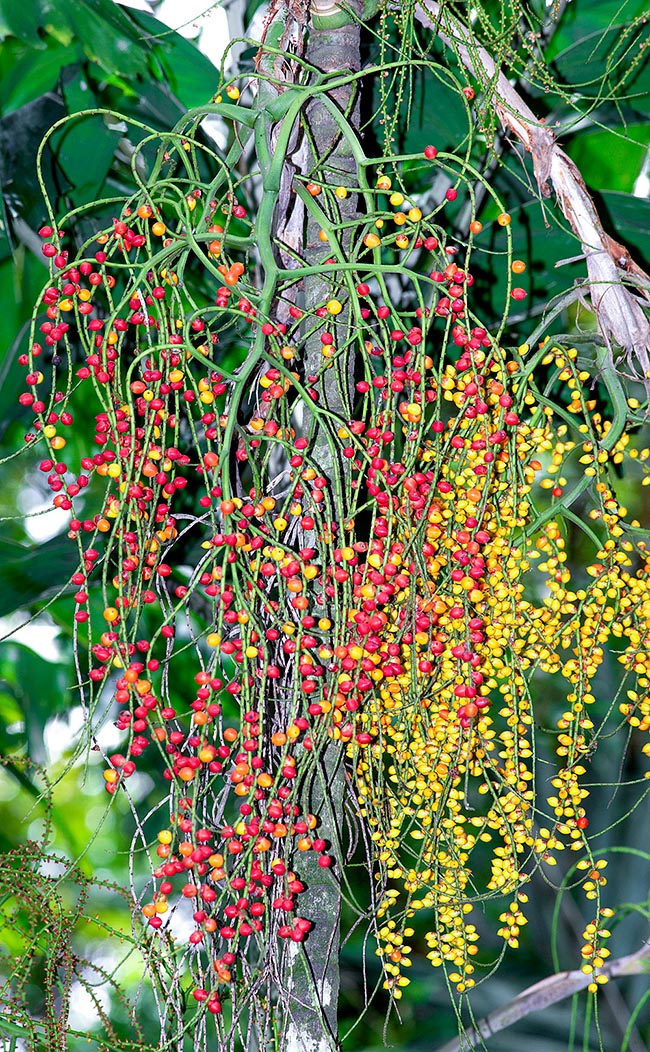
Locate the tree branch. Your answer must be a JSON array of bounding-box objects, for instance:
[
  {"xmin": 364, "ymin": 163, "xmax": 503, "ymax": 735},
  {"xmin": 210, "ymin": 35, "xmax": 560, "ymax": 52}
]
[
  {"xmin": 435, "ymin": 940, "xmax": 650, "ymax": 1052},
  {"xmin": 414, "ymin": 0, "xmax": 650, "ymax": 381}
]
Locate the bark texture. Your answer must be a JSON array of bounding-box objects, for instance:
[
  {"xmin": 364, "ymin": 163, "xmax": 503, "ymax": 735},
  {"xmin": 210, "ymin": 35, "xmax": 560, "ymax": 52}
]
[{"xmin": 282, "ymin": 9, "xmax": 362, "ymax": 1052}]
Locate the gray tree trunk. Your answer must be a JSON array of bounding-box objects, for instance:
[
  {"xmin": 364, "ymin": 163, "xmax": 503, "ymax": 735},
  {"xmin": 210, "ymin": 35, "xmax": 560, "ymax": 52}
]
[{"xmin": 281, "ymin": 7, "xmax": 362, "ymax": 1052}]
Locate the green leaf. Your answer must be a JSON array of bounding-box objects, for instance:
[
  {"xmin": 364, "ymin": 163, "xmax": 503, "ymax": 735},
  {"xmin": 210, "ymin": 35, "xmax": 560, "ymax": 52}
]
[
  {"xmin": 549, "ymin": 18, "xmax": 650, "ymax": 99},
  {"xmin": 0, "ymin": 0, "xmax": 158, "ymax": 79},
  {"xmin": 600, "ymin": 190, "xmax": 650, "ymax": 267},
  {"xmin": 0, "ymin": 38, "xmax": 79, "ymax": 115},
  {"xmin": 0, "ymin": 91, "xmax": 66, "ymax": 185},
  {"xmin": 116, "ymin": 76, "xmax": 185, "ymax": 132},
  {"xmin": 0, "ymin": 533, "xmax": 77, "ymax": 617},
  {"xmin": 547, "ymin": 0, "xmax": 650, "ymax": 60},
  {"xmin": 130, "ymin": 10, "xmax": 220, "ymax": 110},
  {"xmin": 0, "ymin": 0, "xmax": 46, "ymax": 46},
  {"xmin": 49, "ymin": 0, "xmax": 152, "ymax": 77},
  {"xmin": 0, "ymin": 685, "xmax": 26, "ymax": 755},
  {"xmin": 0, "ymin": 318, "xmax": 34, "ymax": 439},
  {"xmin": 566, "ymin": 125, "xmax": 650, "ymax": 193},
  {"xmin": 73, "ymin": 0, "xmax": 149, "ymax": 42},
  {"xmin": 0, "ymin": 642, "xmax": 70, "ymax": 759},
  {"xmin": 49, "ymin": 72, "xmax": 121, "ymax": 206},
  {"xmin": 0, "ymin": 91, "xmax": 66, "ymax": 238}
]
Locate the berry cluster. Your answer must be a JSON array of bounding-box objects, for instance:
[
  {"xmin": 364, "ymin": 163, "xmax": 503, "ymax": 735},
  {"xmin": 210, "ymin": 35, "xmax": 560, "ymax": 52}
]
[{"xmin": 17, "ymin": 90, "xmax": 650, "ymax": 1029}]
